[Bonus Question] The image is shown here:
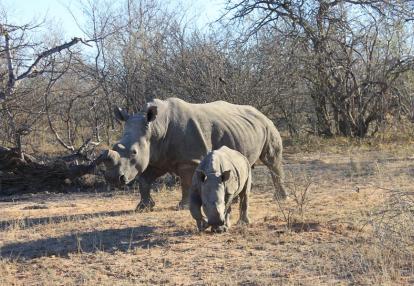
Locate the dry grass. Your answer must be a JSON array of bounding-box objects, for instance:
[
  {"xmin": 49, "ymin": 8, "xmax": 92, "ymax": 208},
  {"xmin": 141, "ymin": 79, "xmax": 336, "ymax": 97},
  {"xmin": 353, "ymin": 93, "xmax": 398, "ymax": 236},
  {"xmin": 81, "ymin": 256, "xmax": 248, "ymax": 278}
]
[{"xmin": 1, "ymin": 146, "xmax": 414, "ymax": 285}]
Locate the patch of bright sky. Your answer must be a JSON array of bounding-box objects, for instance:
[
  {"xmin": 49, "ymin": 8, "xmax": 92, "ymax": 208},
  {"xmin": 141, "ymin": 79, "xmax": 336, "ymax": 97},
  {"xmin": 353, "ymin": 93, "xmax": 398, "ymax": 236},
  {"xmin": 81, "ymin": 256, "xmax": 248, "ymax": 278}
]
[{"xmin": 5, "ymin": 0, "xmax": 227, "ymax": 38}]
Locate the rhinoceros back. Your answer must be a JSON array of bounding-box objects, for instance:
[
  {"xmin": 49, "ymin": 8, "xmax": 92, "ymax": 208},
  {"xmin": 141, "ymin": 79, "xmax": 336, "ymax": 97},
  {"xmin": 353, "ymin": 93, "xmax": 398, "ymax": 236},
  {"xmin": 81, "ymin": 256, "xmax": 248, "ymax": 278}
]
[{"xmin": 147, "ymin": 98, "xmax": 280, "ymax": 168}]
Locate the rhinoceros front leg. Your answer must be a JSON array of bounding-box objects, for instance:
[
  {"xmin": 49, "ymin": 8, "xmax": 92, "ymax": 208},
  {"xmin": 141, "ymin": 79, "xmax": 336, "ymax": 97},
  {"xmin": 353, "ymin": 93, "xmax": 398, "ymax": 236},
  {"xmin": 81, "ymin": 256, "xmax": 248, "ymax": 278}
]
[
  {"xmin": 190, "ymin": 190, "xmax": 208, "ymax": 231},
  {"xmin": 136, "ymin": 167, "xmax": 165, "ymax": 212}
]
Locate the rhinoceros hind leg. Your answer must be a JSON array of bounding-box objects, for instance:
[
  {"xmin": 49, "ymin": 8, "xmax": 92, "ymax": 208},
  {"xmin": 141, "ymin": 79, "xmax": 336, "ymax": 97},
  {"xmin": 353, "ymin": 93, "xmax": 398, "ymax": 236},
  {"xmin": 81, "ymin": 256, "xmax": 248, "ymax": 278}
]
[
  {"xmin": 176, "ymin": 177, "xmax": 191, "ymax": 210},
  {"xmin": 260, "ymin": 145, "xmax": 287, "ymax": 201},
  {"xmin": 176, "ymin": 164, "xmax": 197, "ymax": 210}
]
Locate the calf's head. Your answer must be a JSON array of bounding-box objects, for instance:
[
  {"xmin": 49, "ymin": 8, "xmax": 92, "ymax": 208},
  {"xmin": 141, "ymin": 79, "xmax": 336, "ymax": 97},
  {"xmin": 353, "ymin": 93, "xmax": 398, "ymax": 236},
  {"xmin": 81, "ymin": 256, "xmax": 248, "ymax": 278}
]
[
  {"xmin": 197, "ymin": 170, "xmax": 231, "ymax": 226},
  {"xmin": 102, "ymin": 106, "xmax": 158, "ymax": 186}
]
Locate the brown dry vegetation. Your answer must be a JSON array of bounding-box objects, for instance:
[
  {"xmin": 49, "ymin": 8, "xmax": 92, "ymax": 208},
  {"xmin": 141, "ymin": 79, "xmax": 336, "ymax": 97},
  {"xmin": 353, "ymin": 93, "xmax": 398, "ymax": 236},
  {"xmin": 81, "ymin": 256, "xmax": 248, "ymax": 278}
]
[{"xmin": 1, "ymin": 143, "xmax": 414, "ymax": 285}]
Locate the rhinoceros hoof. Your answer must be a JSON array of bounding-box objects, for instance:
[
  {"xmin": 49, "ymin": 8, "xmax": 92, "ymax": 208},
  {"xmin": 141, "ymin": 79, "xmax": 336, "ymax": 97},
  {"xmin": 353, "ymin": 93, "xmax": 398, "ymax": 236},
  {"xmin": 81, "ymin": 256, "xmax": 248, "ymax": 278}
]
[
  {"xmin": 135, "ymin": 200, "xmax": 155, "ymax": 212},
  {"xmin": 211, "ymin": 225, "xmax": 228, "ymax": 233},
  {"xmin": 237, "ymin": 218, "xmax": 250, "ymax": 225}
]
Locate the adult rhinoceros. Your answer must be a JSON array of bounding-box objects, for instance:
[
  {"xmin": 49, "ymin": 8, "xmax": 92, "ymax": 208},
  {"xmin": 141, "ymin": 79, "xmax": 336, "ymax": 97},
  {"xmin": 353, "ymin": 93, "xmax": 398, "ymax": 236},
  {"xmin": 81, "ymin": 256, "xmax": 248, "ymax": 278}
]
[{"xmin": 100, "ymin": 97, "xmax": 287, "ymax": 211}]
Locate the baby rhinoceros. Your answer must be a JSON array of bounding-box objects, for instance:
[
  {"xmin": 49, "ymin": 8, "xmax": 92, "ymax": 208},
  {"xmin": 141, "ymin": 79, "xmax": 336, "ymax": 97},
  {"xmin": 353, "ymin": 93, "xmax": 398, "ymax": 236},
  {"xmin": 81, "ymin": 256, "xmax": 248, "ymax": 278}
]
[{"xmin": 190, "ymin": 146, "xmax": 252, "ymax": 233}]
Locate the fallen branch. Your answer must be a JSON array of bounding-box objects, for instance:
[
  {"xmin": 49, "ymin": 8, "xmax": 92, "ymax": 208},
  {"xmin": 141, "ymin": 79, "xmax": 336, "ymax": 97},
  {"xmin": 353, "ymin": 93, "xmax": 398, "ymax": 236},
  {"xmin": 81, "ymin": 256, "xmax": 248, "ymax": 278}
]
[{"xmin": 0, "ymin": 147, "xmax": 102, "ymax": 195}]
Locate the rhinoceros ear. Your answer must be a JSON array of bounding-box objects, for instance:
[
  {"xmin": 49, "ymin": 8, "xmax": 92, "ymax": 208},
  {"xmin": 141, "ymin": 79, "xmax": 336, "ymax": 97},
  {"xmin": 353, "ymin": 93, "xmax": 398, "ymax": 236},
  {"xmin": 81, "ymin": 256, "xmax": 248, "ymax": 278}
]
[
  {"xmin": 114, "ymin": 106, "xmax": 130, "ymax": 122},
  {"xmin": 221, "ymin": 170, "xmax": 231, "ymax": 182},
  {"xmin": 146, "ymin": 105, "xmax": 158, "ymax": 123}
]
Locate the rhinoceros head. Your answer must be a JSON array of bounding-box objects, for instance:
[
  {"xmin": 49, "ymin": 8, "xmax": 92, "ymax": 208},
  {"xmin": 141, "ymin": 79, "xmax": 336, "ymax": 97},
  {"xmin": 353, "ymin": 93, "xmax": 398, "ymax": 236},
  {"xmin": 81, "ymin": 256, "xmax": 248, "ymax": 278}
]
[
  {"xmin": 102, "ymin": 105, "xmax": 158, "ymax": 186},
  {"xmin": 197, "ymin": 169, "xmax": 231, "ymax": 226}
]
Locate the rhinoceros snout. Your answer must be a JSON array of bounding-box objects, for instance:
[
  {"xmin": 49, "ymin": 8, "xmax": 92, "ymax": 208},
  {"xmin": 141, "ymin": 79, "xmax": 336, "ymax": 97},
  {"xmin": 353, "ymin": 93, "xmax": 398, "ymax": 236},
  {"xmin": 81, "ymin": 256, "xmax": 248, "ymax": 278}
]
[
  {"xmin": 209, "ymin": 218, "xmax": 225, "ymax": 226},
  {"xmin": 207, "ymin": 213, "xmax": 225, "ymax": 226}
]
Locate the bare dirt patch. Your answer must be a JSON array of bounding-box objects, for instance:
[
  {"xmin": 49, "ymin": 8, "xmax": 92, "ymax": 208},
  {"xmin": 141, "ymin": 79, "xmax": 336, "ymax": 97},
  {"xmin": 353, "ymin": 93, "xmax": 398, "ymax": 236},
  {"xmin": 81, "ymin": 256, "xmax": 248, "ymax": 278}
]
[{"xmin": 1, "ymin": 149, "xmax": 413, "ymax": 285}]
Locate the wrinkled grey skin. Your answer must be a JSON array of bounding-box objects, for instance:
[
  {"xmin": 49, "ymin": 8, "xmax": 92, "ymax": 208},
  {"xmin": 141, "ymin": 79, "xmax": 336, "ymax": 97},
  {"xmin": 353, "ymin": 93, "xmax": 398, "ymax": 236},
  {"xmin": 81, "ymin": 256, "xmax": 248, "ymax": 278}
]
[
  {"xmin": 103, "ymin": 106, "xmax": 156, "ymax": 187},
  {"xmin": 190, "ymin": 146, "xmax": 251, "ymax": 233},
  {"xmin": 103, "ymin": 97, "xmax": 286, "ymax": 211}
]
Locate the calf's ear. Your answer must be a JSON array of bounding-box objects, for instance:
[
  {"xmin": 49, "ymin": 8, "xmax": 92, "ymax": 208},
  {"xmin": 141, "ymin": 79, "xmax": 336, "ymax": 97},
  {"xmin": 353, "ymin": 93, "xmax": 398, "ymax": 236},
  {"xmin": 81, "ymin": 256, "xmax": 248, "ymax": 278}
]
[
  {"xmin": 147, "ymin": 106, "xmax": 158, "ymax": 122},
  {"xmin": 221, "ymin": 170, "xmax": 231, "ymax": 182},
  {"xmin": 114, "ymin": 106, "xmax": 130, "ymax": 122}
]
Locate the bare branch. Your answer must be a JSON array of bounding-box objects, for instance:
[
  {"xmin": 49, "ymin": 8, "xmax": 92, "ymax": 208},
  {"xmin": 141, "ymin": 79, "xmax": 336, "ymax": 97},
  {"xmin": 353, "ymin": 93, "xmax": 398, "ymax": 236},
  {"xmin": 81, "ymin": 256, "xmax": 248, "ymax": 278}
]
[
  {"xmin": 16, "ymin": 37, "xmax": 90, "ymax": 81},
  {"xmin": 2, "ymin": 26, "xmax": 15, "ymax": 99}
]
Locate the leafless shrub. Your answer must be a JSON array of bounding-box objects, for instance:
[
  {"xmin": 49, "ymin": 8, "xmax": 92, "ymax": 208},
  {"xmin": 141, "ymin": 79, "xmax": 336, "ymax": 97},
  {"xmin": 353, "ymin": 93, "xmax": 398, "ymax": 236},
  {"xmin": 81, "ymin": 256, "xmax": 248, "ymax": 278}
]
[
  {"xmin": 369, "ymin": 190, "xmax": 414, "ymax": 257},
  {"xmin": 331, "ymin": 189, "xmax": 414, "ymax": 282},
  {"xmin": 277, "ymin": 172, "xmax": 314, "ymax": 229}
]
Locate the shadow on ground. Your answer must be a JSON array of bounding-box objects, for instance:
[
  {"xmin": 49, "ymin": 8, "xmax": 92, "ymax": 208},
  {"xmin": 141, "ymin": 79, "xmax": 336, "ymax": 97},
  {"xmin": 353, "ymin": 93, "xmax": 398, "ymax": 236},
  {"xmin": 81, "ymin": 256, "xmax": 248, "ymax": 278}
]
[
  {"xmin": 0, "ymin": 210, "xmax": 136, "ymax": 231},
  {"xmin": 0, "ymin": 224, "xmax": 191, "ymax": 260}
]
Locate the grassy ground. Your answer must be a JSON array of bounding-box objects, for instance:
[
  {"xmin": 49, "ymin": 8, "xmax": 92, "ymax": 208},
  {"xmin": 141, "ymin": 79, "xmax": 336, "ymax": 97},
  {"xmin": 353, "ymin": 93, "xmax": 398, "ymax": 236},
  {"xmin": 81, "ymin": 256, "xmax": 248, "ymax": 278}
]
[{"xmin": 1, "ymin": 145, "xmax": 413, "ymax": 285}]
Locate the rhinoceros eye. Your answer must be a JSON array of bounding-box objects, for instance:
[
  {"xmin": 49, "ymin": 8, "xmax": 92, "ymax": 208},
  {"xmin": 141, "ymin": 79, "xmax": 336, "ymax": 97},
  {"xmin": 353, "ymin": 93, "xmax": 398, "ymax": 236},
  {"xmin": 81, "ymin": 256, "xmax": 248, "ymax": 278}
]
[{"xmin": 131, "ymin": 149, "xmax": 137, "ymax": 155}]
